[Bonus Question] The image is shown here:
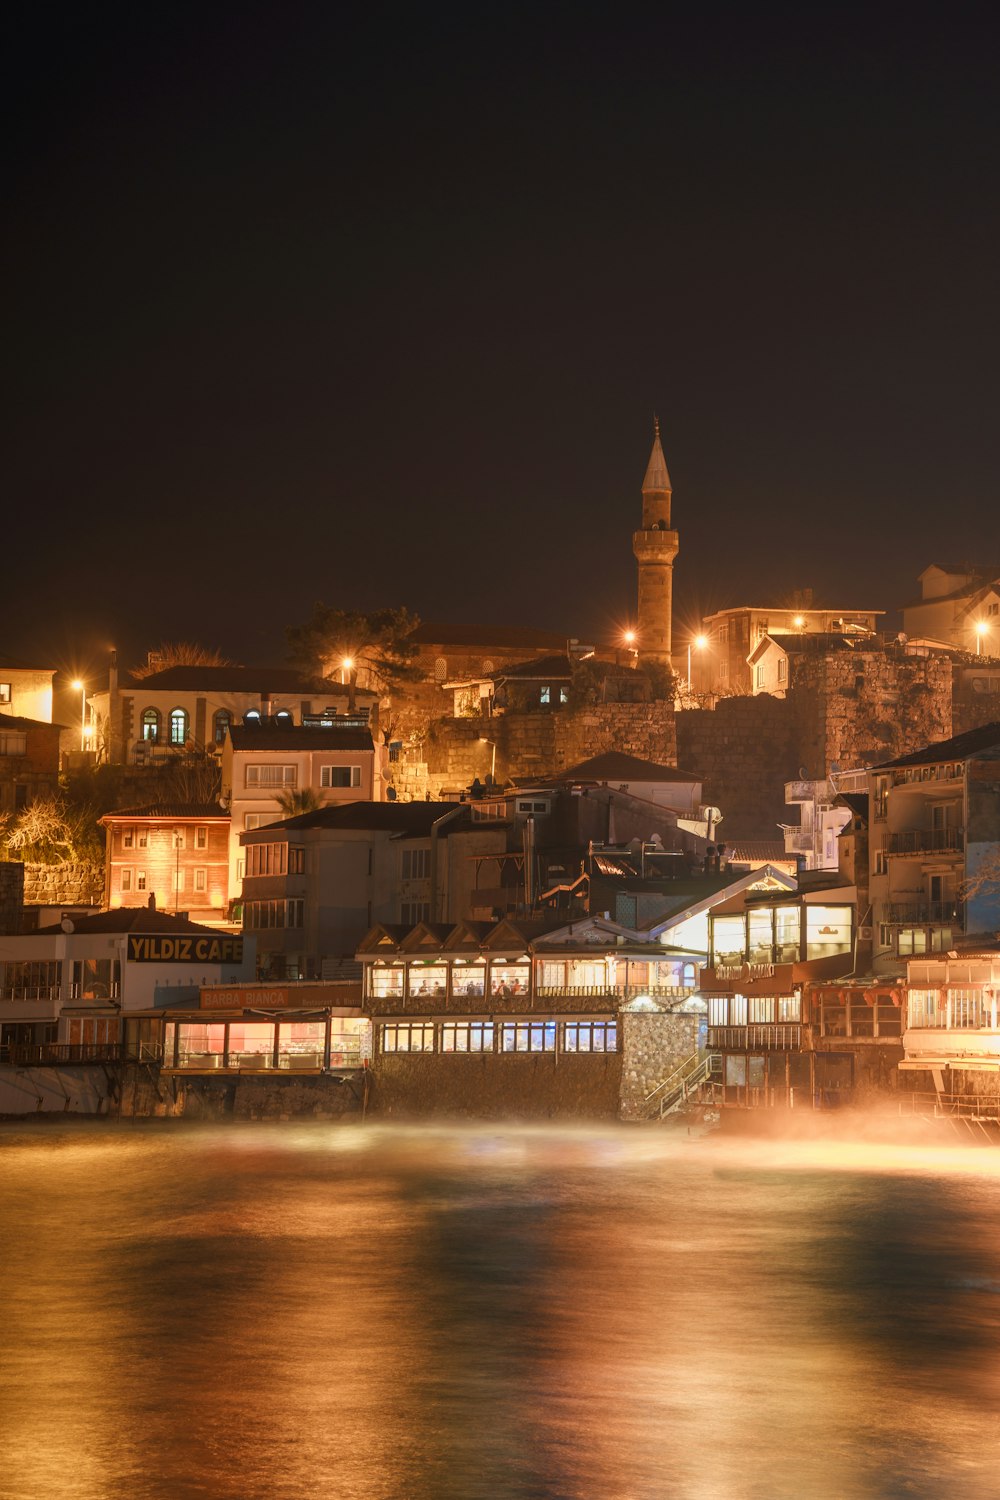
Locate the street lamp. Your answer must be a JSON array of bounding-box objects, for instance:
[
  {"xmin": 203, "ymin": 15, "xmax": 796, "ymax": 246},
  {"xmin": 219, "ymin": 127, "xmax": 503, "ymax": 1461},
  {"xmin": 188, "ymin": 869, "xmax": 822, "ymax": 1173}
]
[
  {"xmin": 687, "ymin": 634, "xmax": 708, "ymax": 686},
  {"xmin": 71, "ymin": 678, "xmax": 86, "ymax": 751},
  {"xmin": 622, "ymin": 629, "xmax": 638, "ymax": 666},
  {"xmin": 341, "ymin": 656, "xmax": 354, "ymax": 685},
  {"xmin": 478, "ymin": 736, "xmax": 497, "ymax": 783},
  {"xmin": 975, "ymin": 622, "xmax": 990, "ymax": 656}
]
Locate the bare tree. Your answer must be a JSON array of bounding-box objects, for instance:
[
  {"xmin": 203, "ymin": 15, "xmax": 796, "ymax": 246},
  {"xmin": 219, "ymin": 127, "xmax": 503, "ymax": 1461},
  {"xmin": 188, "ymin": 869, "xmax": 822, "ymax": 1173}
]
[{"xmin": 130, "ymin": 642, "xmax": 236, "ymax": 679}]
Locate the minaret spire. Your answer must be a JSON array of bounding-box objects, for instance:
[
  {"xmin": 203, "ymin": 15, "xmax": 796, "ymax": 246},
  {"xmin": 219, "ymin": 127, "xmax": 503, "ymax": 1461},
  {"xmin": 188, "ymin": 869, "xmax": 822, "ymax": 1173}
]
[{"xmin": 632, "ymin": 419, "xmax": 679, "ymax": 664}]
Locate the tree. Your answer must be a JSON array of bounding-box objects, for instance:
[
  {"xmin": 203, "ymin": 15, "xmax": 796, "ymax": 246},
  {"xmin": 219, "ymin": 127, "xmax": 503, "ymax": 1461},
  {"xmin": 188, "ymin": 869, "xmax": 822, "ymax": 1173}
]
[
  {"xmin": 276, "ymin": 788, "xmax": 324, "ymax": 818},
  {"xmin": 130, "ymin": 642, "xmax": 236, "ymax": 679},
  {"xmin": 287, "ymin": 606, "xmax": 423, "ymax": 711},
  {"xmin": 962, "ymin": 846, "xmax": 1000, "ymax": 920}
]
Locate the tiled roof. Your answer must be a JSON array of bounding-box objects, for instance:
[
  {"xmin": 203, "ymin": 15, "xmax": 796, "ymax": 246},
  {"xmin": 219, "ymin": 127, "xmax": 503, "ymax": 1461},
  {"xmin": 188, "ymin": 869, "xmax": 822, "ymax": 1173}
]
[
  {"xmin": 0, "ymin": 653, "xmax": 54, "ymax": 672},
  {"xmin": 554, "ymin": 752, "xmax": 702, "ymax": 784},
  {"xmin": 771, "ymin": 633, "xmax": 861, "ymax": 654},
  {"xmin": 100, "ymin": 803, "xmax": 228, "ymax": 822},
  {"xmin": 34, "ymin": 908, "xmax": 235, "ymax": 936},
  {"xmin": 724, "ymin": 840, "xmax": 789, "ymax": 862},
  {"xmin": 874, "ymin": 721, "xmax": 1000, "ymax": 770},
  {"xmin": 229, "ymin": 724, "xmax": 374, "ymax": 751},
  {"xmin": 121, "ymin": 666, "xmax": 338, "ymax": 692},
  {"xmin": 0, "ymin": 711, "xmax": 61, "ymax": 731},
  {"xmin": 496, "ymin": 654, "xmax": 574, "ymax": 680}
]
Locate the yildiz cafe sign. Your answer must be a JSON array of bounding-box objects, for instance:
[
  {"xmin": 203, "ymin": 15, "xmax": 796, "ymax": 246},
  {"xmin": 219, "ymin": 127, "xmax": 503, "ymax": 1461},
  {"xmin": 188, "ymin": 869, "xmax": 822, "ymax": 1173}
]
[{"xmin": 127, "ymin": 934, "xmax": 244, "ymax": 965}]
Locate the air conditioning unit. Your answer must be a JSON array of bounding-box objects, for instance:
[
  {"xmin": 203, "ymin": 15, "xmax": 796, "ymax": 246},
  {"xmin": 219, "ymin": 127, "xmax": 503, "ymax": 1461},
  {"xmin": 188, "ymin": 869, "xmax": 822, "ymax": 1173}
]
[{"xmin": 858, "ymin": 925, "xmax": 873, "ymax": 941}]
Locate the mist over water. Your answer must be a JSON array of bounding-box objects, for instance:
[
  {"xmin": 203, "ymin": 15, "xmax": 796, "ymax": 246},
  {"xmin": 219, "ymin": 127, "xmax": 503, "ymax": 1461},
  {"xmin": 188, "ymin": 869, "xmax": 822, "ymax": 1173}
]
[{"xmin": 1, "ymin": 1121, "xmax": 999, "ymax": 1500}]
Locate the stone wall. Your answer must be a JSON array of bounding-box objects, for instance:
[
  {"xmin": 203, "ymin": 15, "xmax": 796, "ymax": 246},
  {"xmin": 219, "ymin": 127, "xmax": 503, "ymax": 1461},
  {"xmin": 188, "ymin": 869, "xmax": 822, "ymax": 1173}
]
[
  {"xmin": 118, "ymin": 1068, "xmax": 367, "ymax": 1120},
  {"xmin": 418, "ymin": 703, "xmax": 677, "ymax": 800},
  {"xmin": 676, "ymin": 696, "xmax": 798, "ymax": 840},
  {"xmin": 371, "ymin": 1051, "xmax": 623, "ymax": 1119},
  {"xmin": 22, "ymin": 860, "xmax": 104, "ymax": 907},
  {"xmin": 619, "ymin": 1011, "xmax": 699, "ymax": 1121},
  {"xmin": 0, "ymin": 862, "xmax": 24, "ymax": 934}
]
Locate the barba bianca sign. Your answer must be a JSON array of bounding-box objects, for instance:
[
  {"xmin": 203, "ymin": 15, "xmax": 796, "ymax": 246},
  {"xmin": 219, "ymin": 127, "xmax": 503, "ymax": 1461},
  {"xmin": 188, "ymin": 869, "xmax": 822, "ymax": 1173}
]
[{"xmin": 127, "ymin": 934, "xmax": 244, "ymax": 964}]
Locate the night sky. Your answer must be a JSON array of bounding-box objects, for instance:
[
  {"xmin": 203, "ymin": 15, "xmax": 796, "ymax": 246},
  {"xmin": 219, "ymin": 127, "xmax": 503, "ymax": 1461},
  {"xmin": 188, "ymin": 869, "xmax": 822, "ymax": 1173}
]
[{"xmin": 5, "ymin": 3, "xmax": 1000, "ymax": 680}]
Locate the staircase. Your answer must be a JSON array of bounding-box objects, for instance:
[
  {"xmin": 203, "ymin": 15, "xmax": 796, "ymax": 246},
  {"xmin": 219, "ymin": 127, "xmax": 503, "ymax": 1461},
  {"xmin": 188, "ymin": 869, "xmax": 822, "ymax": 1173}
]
[{"xmin": 642, "ymin": 1051, "xmax": 717, "ymax": 1120}]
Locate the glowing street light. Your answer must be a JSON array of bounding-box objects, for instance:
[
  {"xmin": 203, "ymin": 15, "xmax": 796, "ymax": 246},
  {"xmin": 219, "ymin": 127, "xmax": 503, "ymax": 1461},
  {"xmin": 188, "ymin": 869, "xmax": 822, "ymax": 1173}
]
[
  {"xmin": 687, "ymin": 633, "xmax": 708, "ymax": 686},
  {"xmin": 341, "ymin": 656, "xmax": 354, "ymax": 684},
  {"xmin": 70, "ymin": 678, "xmax": 86, "ymax": 751},
  {"xmin": 793, "ymin": 614, "xmax": 805, "ymax": 628},
  {"xmin": 975, "ymin": 621, "xmax": 990, "ymax": 656},
  {"xmin": 622, "ymin": 629, "xmax": 638, "ymax": 666},
  {"xmin": 478, "ymin": 736, "xmax": 497, "ymax": 783}
]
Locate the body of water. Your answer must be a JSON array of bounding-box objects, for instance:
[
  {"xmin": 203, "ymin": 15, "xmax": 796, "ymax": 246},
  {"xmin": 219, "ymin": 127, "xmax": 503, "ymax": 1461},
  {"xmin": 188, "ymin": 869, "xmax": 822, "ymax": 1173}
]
[{"xmin": 1, "ymin": 1119, "xmax": 999, "ymax": 1500}]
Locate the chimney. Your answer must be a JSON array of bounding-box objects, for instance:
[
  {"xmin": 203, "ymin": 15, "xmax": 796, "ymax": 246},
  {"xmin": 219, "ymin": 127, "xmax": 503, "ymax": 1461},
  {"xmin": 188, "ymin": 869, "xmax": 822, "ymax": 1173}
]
[
  {"xmin": 147, "ymin": 893, "xmax": 156, "ymax": 910},
  {"xmin": 261, "ymin": 691, "xmax": 273, "ymax": 718}
]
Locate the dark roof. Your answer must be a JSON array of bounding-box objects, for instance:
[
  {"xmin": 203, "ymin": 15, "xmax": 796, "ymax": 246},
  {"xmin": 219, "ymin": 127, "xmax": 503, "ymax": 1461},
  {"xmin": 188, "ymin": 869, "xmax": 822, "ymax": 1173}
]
[
  {"xmin": 229, "ymin": 724, "xmax": 374, "ymax": 751},
  {"xmin": 874, "ymin": 721, "xmax": 1000, "ymax": 769},
  {"xmin": 554, "ymin": 752, "xmax": 702, "ymax": 784},
  {"xmin": 247, "ymin": 801, "xmax": 466, "ymax": 835},
  {"xmin": 770, "ymin": 633, "xmax": 860, "ymax": 654},
  {"xmin": 35, "ymin": 908, "xmax": 235, "ymax": 937},
  {"xmin": 835, "ymin": 793, "xmax": 869, "ymax": 822},
  {"xmin": 410, "ymin": 622, "xmax": 567, "ymax": 650},
  {"xmin": 121, "ymin": 666, "xmax": 337, "ymax": 693},
  {"xmin": 100, "ymin": 803, "xmax": 228, "ymax": 822},
  {"xmin": 0, "ymin": 711, "xmax": 61, "ymax": 732},
  {"xmin": 496, "ymin": 654, "xmax": 574, "ymax": 680},
  {"xmin": 724, "ymin": 840, "xmax": 789, "ymax": 861}
]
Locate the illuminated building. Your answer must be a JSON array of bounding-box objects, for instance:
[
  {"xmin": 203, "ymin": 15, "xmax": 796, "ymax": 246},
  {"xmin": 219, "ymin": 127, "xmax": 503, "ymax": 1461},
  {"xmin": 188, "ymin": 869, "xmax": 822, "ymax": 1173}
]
[
  {"xmin": 868, "ymin": 722, "xmax": 1000, "ymax": 974},
  {"xmin": 901, "ymin": 563, "xmax": 1000, "ymax": 652},
  {"xmin": 697, "ymin": 604, "xmax": 882, "ymax": 695},
  {"xmin": 0, "ymin": 713, "xmax": 61, "ymax": 815},
  {"xmin": 0, "ymin": 653, "xmax": 55, "ymax": 724},
  {"xmin": 99, "ymin": 804, "xmax": 232, "ymax": 923},
  {"xmin": 632, "ymin": 418, "xmax": 678, "ymax": 664}
]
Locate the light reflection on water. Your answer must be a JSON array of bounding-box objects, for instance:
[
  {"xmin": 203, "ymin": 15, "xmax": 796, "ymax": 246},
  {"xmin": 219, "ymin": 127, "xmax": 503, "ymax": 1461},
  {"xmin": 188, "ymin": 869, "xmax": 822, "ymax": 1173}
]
[{"xmin": 1, "ymin": 1121, "xmax": 999, "ymax": 1500}]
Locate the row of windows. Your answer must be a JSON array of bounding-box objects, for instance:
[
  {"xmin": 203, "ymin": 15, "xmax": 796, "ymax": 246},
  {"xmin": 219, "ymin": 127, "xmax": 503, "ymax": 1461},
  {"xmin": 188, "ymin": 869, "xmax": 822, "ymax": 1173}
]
[
  {"xmin": 878, "ymin": 925, "xmax": 953, "ymax": 956},
  {"xmin": 121, "ymin": 868, "xmax": 209, "ymax": 893},
  {"xmin": 243, "ymin": 764, "xmax": 363, "ymax": 789},
  {"xmin": 707, "ymin": 996, "xmax": 802, "ymax": 1026},
  {"xmin": 369, "ymin": 962, "xmax": 531, "ymax": 999},
  {"xmin": 243, "ymin": 899, "xmax": 304, "ymax": 929},
  {"xmin": 401, "ymin": 848, "xmax": 430, "ymax": 880},
  {"xmin": 122, "ymin": 826, "xmax": 210, "ymax": 850},
  {"xmin": 380, "ymin": 1019, "xmax": 618, "ymax": 1054},
  {"xmin": 244, "ymin": 843, "xmax": 305, "ymax": 877},
  {"xmin": 0, "ymin": 731, "xmax": 27, "ymax": 756}
]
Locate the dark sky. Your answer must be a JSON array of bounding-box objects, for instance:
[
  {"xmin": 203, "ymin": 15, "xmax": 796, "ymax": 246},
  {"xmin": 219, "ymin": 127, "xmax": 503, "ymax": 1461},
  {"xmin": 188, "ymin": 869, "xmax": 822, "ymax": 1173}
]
[{"xmin": 5, "ymin": 2, "xmax": 1000, "ymax": 679}]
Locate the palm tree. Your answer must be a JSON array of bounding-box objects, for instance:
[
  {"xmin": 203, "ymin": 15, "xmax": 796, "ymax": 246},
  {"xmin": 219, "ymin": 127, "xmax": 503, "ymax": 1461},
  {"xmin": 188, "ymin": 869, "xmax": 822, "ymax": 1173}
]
[{"xmin": 276, "ymin": 787, "xmax": 323, "ymax": 818}]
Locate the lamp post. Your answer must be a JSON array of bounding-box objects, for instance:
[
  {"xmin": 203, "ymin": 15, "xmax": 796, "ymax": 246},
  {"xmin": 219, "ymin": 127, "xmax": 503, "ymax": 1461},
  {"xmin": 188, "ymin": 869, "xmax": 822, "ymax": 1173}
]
[
  {"xmin": 687, "ymin": 634, "xmax": 708, "ymax": 688},
  {"xmin": 341, "ymin": 656, "xmax": 354, "ymax": 685},
  {"xmin": 71, "ymin": 679, "xmax": 86, "ymax": 751},
  {"xmin": 478, "ymin": 736, "xmax": 497, "ymax": 784},
  {"xmin": 622, "ymin": 629, "xmax": 638, "ymax": 666},
  {"xmin": 975, "ymin": 622, "xmax": 989, "ymax": 656}
]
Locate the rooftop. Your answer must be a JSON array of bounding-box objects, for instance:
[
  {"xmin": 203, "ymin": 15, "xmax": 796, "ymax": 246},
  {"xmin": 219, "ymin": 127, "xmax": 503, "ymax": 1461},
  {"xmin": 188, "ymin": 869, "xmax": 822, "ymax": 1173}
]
[
  {"xmin": 553, "ymin": 752, "xmax": 702, "ymax": 785},
  {"xmin": 100, "ymin": 803, "xmax": 228, "ymax": 823},
  {"xmin": 875, "ymin": 721, "xmax": 1000, "ymax": 770},
  {"xmin": 120, "ymin": 665, "xmax": 339, "ymax": 693},
  {"xmin": 244, "ymin": 801, "xmax": 467, "ymax": 836},
  {"xmin": 229, "ymin": 724, "xmax": 374, "ymax": 751},
  {"xmin": 35, "ymin": 908, "xmax": 235, "ymax": 937}
]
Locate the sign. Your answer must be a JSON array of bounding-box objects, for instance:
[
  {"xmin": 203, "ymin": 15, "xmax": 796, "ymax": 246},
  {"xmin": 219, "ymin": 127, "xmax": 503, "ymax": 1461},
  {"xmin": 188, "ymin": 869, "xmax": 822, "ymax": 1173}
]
[
  {"xmin": 127, "ymin": 934, "xmax": 244, "ymax": 965},
  {"xmin": 715, "ymin": 962, "xmax": 776, "ymax": 982},
  {"xmin": 201, "ymin": 987, "xmax": 290, "ymax": 1010}
]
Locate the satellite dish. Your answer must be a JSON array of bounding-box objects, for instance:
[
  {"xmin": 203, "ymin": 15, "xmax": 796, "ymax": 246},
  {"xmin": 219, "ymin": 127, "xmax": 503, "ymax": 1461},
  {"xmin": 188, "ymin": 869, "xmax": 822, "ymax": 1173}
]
[{"xmin": 61, "ymin": 917, "xmax": 75, "ymax": 933}]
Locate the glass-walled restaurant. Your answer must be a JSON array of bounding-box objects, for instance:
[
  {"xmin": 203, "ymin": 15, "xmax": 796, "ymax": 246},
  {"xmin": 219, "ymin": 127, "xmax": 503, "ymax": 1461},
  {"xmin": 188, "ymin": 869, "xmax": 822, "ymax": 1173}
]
[
  {"xmin": 125, "ymin": 1010, "xmax": 372, "ymax": 1071},
  {"xmin": 367, "ymin": 951, "xmax": 697, "ymax": 1004},
  {"xmin": 710, "ymin": 903, "xmax": 853, "ymax": 967}
]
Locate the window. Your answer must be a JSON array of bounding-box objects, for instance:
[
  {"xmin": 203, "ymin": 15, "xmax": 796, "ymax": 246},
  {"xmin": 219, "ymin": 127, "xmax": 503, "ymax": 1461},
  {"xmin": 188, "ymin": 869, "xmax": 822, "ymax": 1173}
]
[
  {"xmin": 540, "ymin": 686, "xmax": 551, "ymax": 704},
  {"xmin": 805, "ymin": 906, "xmax": 852, "ymax": 959},
  {"xmin": 407, "ymin": 964, "xmax": 447, "ymax": 997},
  {"xmin": 0, "ymin": 683, "xmax": 9, "ymax": 704},
  {"xmin": 874, "ymin": 850, "xmax": 888, "ymax": 876},
  {"xmin": 401, "ymin": 848, "xmax": 430, "ymax": 880},
  {"xmin": 122, "ymin": 828, "xmax": 135, "ymax": 849},
  {"xmin": 712, "ymin": 916, "xmax": 747, "ymax": 965},
  {"xmin": 121, "ymin": 869, "xmax": 133, "ymax": 892},
  {"xmin": 774, "ymin": 906, "xmax": 800, "ymax": 961},
  {"xmin": 0, "ymin": 732, "xmax": 27, "ymax": 756},
  {"xmin": 137, "ymin": 829, "xmax": 148, "ymax": 848},
  {"xmin": 748, "ymin": 910, "xmax": 773, "ymax": 962},
  {"xmin": 749, "ymin": 996, "xmax": 775, "ymax": 1023},
  {"xmin": 451, "ymin": 963, "xmax": 486, "ymax": 997},
  {"xmin": 243, "ymin": 898, "xmax": 304, "ymax": 929},
  {"xmin": 490, "ymin": 962, "xmax": 530, "ymax": 996},
  {"xmin": 434, "ymin": 657, "xmax": 448, "ymax": 681},
  {"xmin": 440, "ymin": 1022, "xmax": 495, "ymax": 1053},
  {"xmin": 400, "ymin": 901, "xmax": 431, "ymax": 925},
  {"xmin": 777, "ymin": 657, "xmax": 787, "ymax": 683},
  {"xmin": 501, "ymin": 1021, "xmax": 556, "ymax": 1052},
  {"xmin": 246, "ymin": 843, "xmax": 288, "ymax": 878},
  {"xmin": 246, "ymin": 764, "xmax": 296, "ymax": 787},
  {"xmin": 908, "ymin": 988, "xmax": 944, "ymax": 1028},
  {"xmin": 388, "ymin": 740, "xmax": 403, "ymax": 763},
  {"xmin": 382, "ymin": 1023, "xmax": 435, "ymax": 1053},
  {"xmin": 172, "ymin": 869, "xmax": 185, "ymax": 892},
  {"xmin": 756, "ymin": 664, "xmax": 765, "ymax": 688},
  {"xmin": 369, "ymin": 966, "xmax": 404, "ymax": 999},
  {"xmin": 287, "ymin": 898, "xmax": 304, "ymax": 928},
  {"xmin": 517, "ymin": 800, "xmax": 548, "ymax": 815},
  {"xmin": 245, "ymin": 812, "xmax": 281, "ymax": 831},
  {"xmin": 71, "ymin": 958, "xmax": 121, "ymax": 1000},
  {"xmin": 141, "ymin": 708, "xmax": 160, "ymax": 743},
  {"xmin": 136, "ymin": 872, "xmax": 147, "ymax": 891},
  {"xmin": 195, "ymin": 826, "xmax": 208, "ymax": 850},
  {"xmin": 562, "ymin": 1021, "xmax": 617, "ymax": 1052},
  {"xmin": 289, "ymin": 847, "xmax": 305, "ymax": 874},
  {"xmin": 321, "ymin": 765, "xmax": 362, "ymax": 788},
  {"xmin": 169, "ymin": 708, "xmax": 188, "ymax": 746},
  {"xmin": 777, "ymin": 995, "xmax": 801, "ymax": 1022},
  {"xmin": 559, "ymin": 687, "xmax": 569, "ymax": 704},
  {"xmin": 213, "ymin": 709, "xmax": 232, "ymax": 745},
  {"xmin": 194, "ymin": 868, "xmax": 207, "ymax": 893}
]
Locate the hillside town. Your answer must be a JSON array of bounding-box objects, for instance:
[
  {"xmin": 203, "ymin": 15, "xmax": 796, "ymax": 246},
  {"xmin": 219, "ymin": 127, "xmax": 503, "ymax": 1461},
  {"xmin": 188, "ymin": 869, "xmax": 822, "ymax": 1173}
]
[{"xmin": 2, "ymin": 424, "xmax": 999, "ymax": 1128}]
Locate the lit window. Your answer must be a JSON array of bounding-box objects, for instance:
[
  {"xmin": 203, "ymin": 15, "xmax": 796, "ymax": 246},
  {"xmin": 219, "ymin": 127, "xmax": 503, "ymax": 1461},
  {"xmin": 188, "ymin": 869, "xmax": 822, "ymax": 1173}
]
[
  {"xmin": 501, "ymin": 1021, "xmax": 556, "ymax": 1052},
  {"xmin": 136, "ymin": 872, "xmax": 147, "ymax": 891},
  {"xmin": 141, "ymin": 709, "xmax": 160, "ymax": 743},
  {"xmin": 169, "ymin": 708, "xmax": 188, "ymax": 746},
  {"xmin": 246, "ymin": 765, "xmax": 296, "ymax": 787},
  {"xmin": 121, "ymin": 869, "xmax": 133, "ymax": 892},
  {"xmin": 381, "ymin": 1023, "xmax": 435, "ymax": 1053},
  {"xmin": 440, "ymin": 1022, "xmax": 495, "ymax": 1052},
  {"xmin": 195, "ymin": 827, "xmax": 208, "ymax": 850},
  {"xmin": 562, "ymin": 1021, "xmax": 617, "ymax": 1052},
  {"xmin": 213, "ymin": 709, "xmax": 232, "ymax": 745},
  {"xmin": 194, "ymin": 868, "xmax": 207, "ymax": 892},
  {"xmin": 122, "ymin": 829, "xmax": 135, "ymax": 849},
  {"xmin": 540, "ymin": 686, "xmax": 551, "ymax": 704}
]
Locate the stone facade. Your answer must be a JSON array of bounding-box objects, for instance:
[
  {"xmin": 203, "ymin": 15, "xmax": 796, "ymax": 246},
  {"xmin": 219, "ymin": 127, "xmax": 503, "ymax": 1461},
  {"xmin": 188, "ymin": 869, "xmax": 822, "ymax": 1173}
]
[
  {"xmin": 0, "ymin": 862, "xmax": 24, "ymax": 934},
  {"xmin": 619, "ymin": 1010, "xmax": 700, "ymax": 1121},
  {"xmin": 371, "ymin": 1051, "xmax": 622, "ymax": 1119},
  {"xmin": 118, "ymin": 1067, "xmax": 367, "ymax": 1120},
  {"xmin": 21, "ymin": 859, "xmax": 104, "ymax": 907}
]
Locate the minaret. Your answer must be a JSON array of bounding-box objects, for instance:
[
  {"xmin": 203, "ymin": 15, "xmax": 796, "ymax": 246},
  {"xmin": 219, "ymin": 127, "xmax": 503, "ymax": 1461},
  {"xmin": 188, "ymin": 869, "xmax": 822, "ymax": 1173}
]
[{"xmin": 632, "ymin": 418, "xmax": 679, "ymax": 663}]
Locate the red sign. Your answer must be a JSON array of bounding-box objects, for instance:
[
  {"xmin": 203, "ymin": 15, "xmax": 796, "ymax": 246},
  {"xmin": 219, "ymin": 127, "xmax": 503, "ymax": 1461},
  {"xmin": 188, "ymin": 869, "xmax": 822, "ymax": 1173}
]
[{"xmin": 201, "ymin": 987, "xmax": 293, "ymax": 1010}]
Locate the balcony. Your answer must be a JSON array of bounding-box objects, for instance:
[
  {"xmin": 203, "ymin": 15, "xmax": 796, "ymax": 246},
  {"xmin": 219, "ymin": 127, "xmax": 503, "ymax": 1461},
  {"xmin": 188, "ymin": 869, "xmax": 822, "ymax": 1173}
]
[
  {"xmin": 1, "ymin": 985, "xmax": 61, "ymax": 1003},
  {"xmin": 534, "ymin": 985, "xmax": 695, "ymax": 1001},
  {"xmin": 708, "ymin": 1025, "xmax": 802, "ymax": 1050},
  {"xmin": 2, "ymin": 1042, "xmax": 122, "ymax": 1066},
  {"xmin": 885, "ymin": 828, "xmax": 964, "ymax": 857},
  {"xmin": 884, "ymin": 900, "xmax": 962, "ymax": 925}
]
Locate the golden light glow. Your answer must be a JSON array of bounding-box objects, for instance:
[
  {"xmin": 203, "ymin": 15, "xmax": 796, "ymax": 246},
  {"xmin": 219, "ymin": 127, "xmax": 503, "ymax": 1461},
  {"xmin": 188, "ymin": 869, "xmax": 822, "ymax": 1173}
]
[
  {"xmin": 342, "ymin": 657, "xmax": 354, "ymax": 670},
  {"xmin": 975, "ymin": 622, "xmax": 989, "ymax": 637},
  {"xmin": 793, "ymin": 614, "xmax": 805, "ymax": 627},
  {"xmin": 623, "ymin": 630, "xmax": 636, "ymax": 645},
  {"xmin": 71, "ymin": 678, "xmax": 84, "ymax": 690},
  {"xmin": 693, "ymin": 634, "xmax": 708, "ymax": 650}
]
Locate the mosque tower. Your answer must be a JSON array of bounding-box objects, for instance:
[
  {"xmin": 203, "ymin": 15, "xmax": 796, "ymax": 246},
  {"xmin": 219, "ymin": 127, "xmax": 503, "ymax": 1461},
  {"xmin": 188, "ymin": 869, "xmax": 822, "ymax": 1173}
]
[{"xmin": 632, "ymin": 418, "xmax": 679, "ymax": 663}]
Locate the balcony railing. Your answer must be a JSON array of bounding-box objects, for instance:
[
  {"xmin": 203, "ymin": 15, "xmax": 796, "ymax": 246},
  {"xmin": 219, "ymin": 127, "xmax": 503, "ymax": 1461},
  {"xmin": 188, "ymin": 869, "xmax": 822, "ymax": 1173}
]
[
  {"xmin": 3, "ymin": 1043, "xmax": 122, "ymax": 1066},
  {"xmin": 884, "ymin": 900, "xmax": 962, "ymax": 925},
  {"xmin": 885, "ymin": 828, "xmax": 964, "ymax": 857},
  {"xmin": 0, "ymin": 985, "xmax": 61, "ymax": 1003},
  {"xmin": 534, "ymin": 984, "xmax": 695, "ymax": 1000},
  {"xmin": 708, "ymin": 1025, "xmax": 802, "ymax": 1050}
]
